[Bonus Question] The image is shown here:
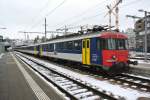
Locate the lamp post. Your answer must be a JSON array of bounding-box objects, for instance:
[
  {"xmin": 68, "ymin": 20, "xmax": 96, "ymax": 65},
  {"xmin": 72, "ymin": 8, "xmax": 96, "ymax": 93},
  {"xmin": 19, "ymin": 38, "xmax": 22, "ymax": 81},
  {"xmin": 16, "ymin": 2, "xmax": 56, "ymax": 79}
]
[{"xmin": 138, "ymin": 9, "xmax": 150, "ymax": 62}]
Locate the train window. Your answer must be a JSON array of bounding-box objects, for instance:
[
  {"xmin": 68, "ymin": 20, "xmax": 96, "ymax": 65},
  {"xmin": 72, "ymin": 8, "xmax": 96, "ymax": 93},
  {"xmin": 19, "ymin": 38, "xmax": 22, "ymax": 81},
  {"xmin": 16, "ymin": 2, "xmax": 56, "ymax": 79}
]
[
  {"xmin": 97, "ymin": 38, "xmax": 128, "ymax": 50},
  {"xmin": 48, "ymin": 44, "xmax": 53, "ymax": 52},
  {"xmin": 74, "ymin": 40, "xmax": 81, "ymax": 50},
  {"xmin": 108, "ymin": 39, "xmax": 116, "ymax": 50},
  {"xmin": 56, "ymin": 43, "xmax": 61, "ymax": 50},
  {"xmin": 83, "ymin": 40, "xmax": 85, "ymax": 48},
  {"xmin": 97, "ymin": 39, "xmax": 108, "ymax": 50},
  {"xmin": 43, "ymin": 44, "xmax": 47, "ymax": 51},
  {"xmin": 59, "ymin": 42, "xmax": 63, "ymax": 50},
  {"xmin": 52, "ymin": 44, "xmax": 54, "ymax": 51},
  {"xmin": 67, "ymin": 41, "xmax": 73, "ymax": 50},
  {"xmin": 87, "ymin": 40, "xmax": 89, "ymax": 48},
  {"xmin": 62, "ymin": 42, "xmax": 66, "ymax": 50},
  {"xmin": 97, "ymin": 39, "xmax": 101, "ymax": 50},
  {"xmin": 116, "ymin": 39, "xmax": 128, "ymax": 50},
  {"xmin": 46, "ymin": 44, "xmax": 48, "ymax": 51},
  {"xmin": 42, "ymin": 45, "xmax": 45, "ymax": 51}
]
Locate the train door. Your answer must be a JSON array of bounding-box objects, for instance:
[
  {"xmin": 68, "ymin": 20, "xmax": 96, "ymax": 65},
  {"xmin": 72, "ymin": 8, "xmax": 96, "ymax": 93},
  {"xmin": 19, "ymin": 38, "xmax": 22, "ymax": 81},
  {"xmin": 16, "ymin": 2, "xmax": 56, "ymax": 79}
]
[
  {"xmin": 34, "ymin": 46, "xmax": 37, "ymax": 55},
  {"xmin": 36, "ymin": 45, "xmax": 40, "ymax": 56},
  {"xmin": 39, "ymin": 45, "xmax": 43, "ymax": 56},
  {"xmin": 82, "ymin": 39, "xmax": 90, "ymax": 65}
]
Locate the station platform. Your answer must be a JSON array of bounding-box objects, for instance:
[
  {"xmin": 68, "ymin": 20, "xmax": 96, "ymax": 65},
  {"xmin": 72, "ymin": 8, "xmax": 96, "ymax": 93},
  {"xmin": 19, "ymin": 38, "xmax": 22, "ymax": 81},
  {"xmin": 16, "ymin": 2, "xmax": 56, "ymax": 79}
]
[{"xmin": 0, "ymin": 52, "xmax": 65, "ymax": 100}]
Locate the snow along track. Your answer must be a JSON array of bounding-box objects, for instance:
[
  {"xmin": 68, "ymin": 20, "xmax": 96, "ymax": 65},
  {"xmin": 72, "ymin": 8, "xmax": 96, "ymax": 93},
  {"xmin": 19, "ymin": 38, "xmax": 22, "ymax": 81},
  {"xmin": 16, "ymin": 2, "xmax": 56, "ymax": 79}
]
[
  {"xmin": 114, "ymin": 73, "xmax": 150, "ymax": 92},
  {"xmin": 19, "ymin": 51, "xmax": 150, "ymax": 92},
  {"xmin": 15, "ymin": 53, "xmax": 124, "ymax": 100}
]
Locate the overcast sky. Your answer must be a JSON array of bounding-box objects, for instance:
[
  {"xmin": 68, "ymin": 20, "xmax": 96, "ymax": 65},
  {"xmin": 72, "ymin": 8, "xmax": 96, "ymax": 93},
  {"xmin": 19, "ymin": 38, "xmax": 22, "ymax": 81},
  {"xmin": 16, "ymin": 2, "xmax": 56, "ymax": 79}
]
[{"xmin": 0, "ymin": 0, "xmax": 150, "ymax": 39}]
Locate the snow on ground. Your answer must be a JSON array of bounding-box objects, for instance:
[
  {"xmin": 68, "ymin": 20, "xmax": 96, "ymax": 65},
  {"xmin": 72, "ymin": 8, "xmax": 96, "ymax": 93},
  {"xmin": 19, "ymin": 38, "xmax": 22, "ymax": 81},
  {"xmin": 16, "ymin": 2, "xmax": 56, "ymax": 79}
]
[
  {"xmin": 136, "ymin": 60, "xmax": 150, "ymax": 64},
  {"xmin": 17, "ymin": 52, "xmax": 150, "ymax": 100},
  {"xmin": 130, "ymin": 59, "xmax": 150, "ymax": 65},
  {"xmin": 129, "ymin": 51, "xmax": 150, "ymax": 58},
  {"xmin": 0, "ymin": 53, "xmax": 4, "ymax": 59}
]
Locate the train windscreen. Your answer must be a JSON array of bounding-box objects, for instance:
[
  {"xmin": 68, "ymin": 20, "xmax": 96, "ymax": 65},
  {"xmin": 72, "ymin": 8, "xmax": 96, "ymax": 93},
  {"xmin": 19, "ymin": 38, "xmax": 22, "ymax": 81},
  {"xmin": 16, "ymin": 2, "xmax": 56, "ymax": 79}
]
[{"xmin": 97, "ymin": 38, "xmax": 128, "ymax": 50}]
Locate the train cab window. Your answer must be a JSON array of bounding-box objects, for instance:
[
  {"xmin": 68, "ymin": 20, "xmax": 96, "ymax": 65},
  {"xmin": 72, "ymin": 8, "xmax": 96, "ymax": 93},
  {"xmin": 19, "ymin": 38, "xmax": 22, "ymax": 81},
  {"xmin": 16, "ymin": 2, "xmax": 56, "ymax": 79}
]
[
  {"xmin": 108, "ymin": 38, "xmax": 116, "ymax": 50},
  {"xmin": 97, "ymin": 39, "xmax": 108, "ymax": 50},
  {"xmin": 102, "ymin": 39, "xmax": 108, "ymax": 49},
  {"xmin": 117, "ymin": 39, "xmax": 128, "ymax": 50}
]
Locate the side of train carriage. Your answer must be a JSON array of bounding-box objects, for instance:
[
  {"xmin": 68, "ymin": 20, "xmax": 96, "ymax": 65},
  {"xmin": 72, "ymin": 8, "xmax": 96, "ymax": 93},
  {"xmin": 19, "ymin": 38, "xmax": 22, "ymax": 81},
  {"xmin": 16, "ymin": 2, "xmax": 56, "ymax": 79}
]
[{"xmin": 15, "ymin": 31, "xmax": 137, "ymax": 74}]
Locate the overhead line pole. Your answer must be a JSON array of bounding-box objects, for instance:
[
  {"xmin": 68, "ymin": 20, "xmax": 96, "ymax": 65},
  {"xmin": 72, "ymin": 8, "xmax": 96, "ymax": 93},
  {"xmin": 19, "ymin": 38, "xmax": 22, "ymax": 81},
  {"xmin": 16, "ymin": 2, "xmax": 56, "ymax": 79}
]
[
  {"xmin": 115, "ymin": 5, "xmax": 119, "ymax": 31},
  {"xmin": 144, "ymin": 11, "xmax": 148, "ymax": 62},
  {"xmin": 139, "ymin": 9, "xmax": 150, "ymax": 62},
  {"xmin": 45, "ymin": 18, "xmax": 47, "ymax": 41},
  {"xmin": 126, "ymin": 15, "xmax": 141, "ymax": 54},
  {"xmin": 106, "ymin": 5, "xmax": 112, "ymax": 30},
  {"xmin": 115, "ymin": 0, "xmax": 122, "ymax": 31}
]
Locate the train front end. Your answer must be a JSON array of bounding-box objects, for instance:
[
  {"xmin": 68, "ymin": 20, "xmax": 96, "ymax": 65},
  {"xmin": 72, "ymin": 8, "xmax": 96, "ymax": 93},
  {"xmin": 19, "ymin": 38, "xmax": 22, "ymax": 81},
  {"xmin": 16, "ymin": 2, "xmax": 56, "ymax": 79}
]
[{"xmin": 99, "ymin": 32, "xmax": 129, "ymax": 74}]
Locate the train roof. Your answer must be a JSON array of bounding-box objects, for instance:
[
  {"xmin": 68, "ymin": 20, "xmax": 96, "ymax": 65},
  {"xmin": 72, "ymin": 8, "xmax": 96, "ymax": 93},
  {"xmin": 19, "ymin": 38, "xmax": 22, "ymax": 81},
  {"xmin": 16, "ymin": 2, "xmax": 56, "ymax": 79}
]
[
  {"xmin": 17, "ymin": 31, "xmax": 127, "ymax": 48},
  {"xmin": 100, "ymin": 32, "xmax": 128, "ymax": 38}
]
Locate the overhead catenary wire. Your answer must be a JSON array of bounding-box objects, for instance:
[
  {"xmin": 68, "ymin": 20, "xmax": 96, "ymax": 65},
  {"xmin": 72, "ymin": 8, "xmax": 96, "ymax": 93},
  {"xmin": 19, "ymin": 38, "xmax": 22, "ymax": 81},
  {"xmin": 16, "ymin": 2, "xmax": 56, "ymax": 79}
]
[
  {"xmin": 29, "ymin": 0, "xmax": 67, "ymax": 31},
  {"xmin": 57, "ymin": 0, "xmax": 145, "ymax": 31},
  {"xmin": 25, "ymin": 0, "xmax": 51, "ymax": 30},
  {"xmin": 50, "ymin": 0, "xmax": 110, "ymax": 28},
  {"xmin": 121, "ymin": 0, "xmax": 143, "ymax": 7},
  {"xmin": 27, "ymin": 0, "xmax": 144, "ymax": 34},
  {"xmin": 68, "ymin": 11, "xmax": 107, "ymax": 26}
]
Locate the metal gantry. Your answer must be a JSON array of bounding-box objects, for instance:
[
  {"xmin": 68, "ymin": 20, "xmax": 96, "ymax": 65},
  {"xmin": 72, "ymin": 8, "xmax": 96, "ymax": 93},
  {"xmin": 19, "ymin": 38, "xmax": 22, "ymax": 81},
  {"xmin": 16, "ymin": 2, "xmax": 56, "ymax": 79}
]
[
  {"xmin": 138, "ymin": 9, "xmax": 150, "ymax": 62},
  {"xmin": 105, "ymin": 0, "xmax": 122, "ymax": 31}
]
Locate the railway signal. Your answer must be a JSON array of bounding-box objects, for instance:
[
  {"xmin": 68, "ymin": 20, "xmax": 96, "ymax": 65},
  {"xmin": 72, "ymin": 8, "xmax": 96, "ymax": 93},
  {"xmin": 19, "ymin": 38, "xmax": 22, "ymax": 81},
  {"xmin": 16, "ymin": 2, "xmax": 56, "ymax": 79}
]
[{"xmin": 44, "ymin": 18, "xmax": 47, "ymax": 42}]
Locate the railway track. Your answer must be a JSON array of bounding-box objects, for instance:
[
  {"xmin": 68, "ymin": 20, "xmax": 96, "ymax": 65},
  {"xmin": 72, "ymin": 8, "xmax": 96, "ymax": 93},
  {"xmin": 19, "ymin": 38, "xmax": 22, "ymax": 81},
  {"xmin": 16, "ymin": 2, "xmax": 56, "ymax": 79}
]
[
  {"xmin": 92, "ymin": 73, "xmax": 150, "ymax": 92},
  {"xmin": 15, "ymin": 53, "xmax": 124, "ymax": 100},
  {"xmin": 88, "ymin": 73, "xmax": 150, "ymax": 93},
  {"xmin": 47, "ymin": 55, "xmax": 150, "ymax": 92},
  {"xmin": 114, "ymin": 73, "xmax": 150, "ymax": 92},
  {"xmin": 130, "ymin": 57, "xmax": 150, "ymax": 60}
]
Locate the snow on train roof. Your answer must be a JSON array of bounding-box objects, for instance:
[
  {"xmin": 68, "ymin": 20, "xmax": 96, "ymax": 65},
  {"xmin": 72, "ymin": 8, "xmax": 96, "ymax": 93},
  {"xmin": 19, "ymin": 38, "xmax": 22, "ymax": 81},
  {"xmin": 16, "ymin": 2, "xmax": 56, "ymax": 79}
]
[{"xmin": 18, "ymin": 31, "xmax": 127, "ymax": 48}]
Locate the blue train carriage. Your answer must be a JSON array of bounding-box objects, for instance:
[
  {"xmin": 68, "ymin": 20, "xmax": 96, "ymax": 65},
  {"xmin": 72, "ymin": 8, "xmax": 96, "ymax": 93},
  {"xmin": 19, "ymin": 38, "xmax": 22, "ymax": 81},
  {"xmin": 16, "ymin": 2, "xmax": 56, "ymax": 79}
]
[{"xmin": 39, "ymin": 39, "xmax": 82, "ymax": 63}]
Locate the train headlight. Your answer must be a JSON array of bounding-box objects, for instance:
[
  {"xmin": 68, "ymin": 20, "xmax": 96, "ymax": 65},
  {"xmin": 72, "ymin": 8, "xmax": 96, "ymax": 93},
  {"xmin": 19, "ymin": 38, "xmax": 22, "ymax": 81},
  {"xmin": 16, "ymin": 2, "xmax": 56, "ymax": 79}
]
[
  {"xmin": 107, "ymin": 55, "xmax": 117, "ymax": 62},
  {"xmin": 112, "ymin": 55, "xmax": 116, "ymax": 60}
]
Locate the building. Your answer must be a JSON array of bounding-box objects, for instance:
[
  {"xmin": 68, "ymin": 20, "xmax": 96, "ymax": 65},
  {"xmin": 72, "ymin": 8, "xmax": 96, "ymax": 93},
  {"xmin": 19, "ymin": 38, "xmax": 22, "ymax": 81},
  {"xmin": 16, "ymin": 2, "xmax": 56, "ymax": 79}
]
[
  {"xmin": 134, "ymin": 15, "xmax": 150, "ymax": 52},
  {"xmin": 125, "ymin": 28, "xmax": 136, "ymax": 50}
]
